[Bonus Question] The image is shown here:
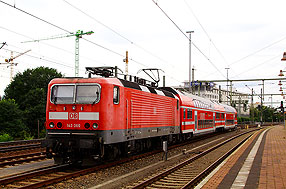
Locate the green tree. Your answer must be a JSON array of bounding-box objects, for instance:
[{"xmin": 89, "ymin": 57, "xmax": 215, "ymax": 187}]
[
  {"xmin": 248, "ymin": 106, "xmax": 282, "ymax": 123},
  {"xmin": 262, "ymin": 106, "xmax": 275, "ymax": 122},
  {"xmin": 0, "ymin": 99, "xmax": 27, "ymax": 138},
  {"xmin": 4, "ymin": 67, "xmax": 63, "ymax": 137}
]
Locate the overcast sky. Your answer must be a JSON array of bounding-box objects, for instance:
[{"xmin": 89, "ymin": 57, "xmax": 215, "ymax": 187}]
[{"xmin": 1, "ymin": 0, "xmax": 286, "ymax": 106}]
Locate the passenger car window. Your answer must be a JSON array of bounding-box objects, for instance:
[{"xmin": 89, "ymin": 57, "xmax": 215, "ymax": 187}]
[
  {"xmin": 187, "ymin": 109, "xmax": 192, "ymax": 119},
  {"xmin": 183, "ymin": 108, "xmax": 186, "ymax": 119}
]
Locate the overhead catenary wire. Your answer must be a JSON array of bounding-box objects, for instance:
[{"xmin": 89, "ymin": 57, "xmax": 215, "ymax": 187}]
[
  {"xmin": 232, "ymin": 54, "xmax": 281, "ymax": 78},
  {"xmin": 184, "ymin": 0, "xmax": 229, "ymax": 67},
  {"xmin": 4, "ymin": 33, "xmax": 147, "ymax": 78},
  {"xmin": 203, "ymin": 30, "xmax": 286, "ymax": 82},
  {"xmin": 62, "ymin": 0, "xmax": 175, "ymax": 70},
  {"xmin": 0, "ymin": 0, "xmax": 184, "ymax": 85},
  {"xmin": 0, "ymin": 42, "xmax": 6, "ymax": 50},
  {"xmin": 1, "ymin": 24, "xmax": 184, "ymax": 84},
  {"xmin": 230, "ymin": 35, "xmax": 286, "ymax": 66},
  {"xmin": 2, "ymin": 47, "xmax": 75, "ymax": 69},
  {"xmin": 153, "ymin": 0, "xmax": 286, "ymax": 93},
  {"xmin": 151, "ymin": 0, "xmax": 226, "ymax": 79},
  {"xmin": 0, "ymin": 26, "xmax": 108, "ymax": 67},
  {"xmin": 0, "ymin": 0, "xmax": 151, "ymax": 69},
  {"xmin": 0, "ymin": 0, "xmax": 71, "ymax": 34}
]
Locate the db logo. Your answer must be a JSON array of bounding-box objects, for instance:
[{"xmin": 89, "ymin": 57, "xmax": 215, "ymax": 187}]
[{"xmin": 69, "ymin": 112, "xmax": 79, "ymax": 120}]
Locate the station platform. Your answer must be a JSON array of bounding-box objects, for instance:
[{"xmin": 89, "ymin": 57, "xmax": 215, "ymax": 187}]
[{"xmin": 197, "ymin": 125, "xmax": 286, "ymax": 189}]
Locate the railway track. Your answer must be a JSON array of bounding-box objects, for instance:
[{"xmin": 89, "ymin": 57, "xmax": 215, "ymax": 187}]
[
  {"xmin": 0, "ymin": 129, "xmax": 258, "ymax": 188},
  {"xmin": 0, "ymin": 144, "xmax": 42, "ymax": 153},
  {"xmin": 0, "ymin": 152, "xmax": 46, "ymax": 167},
  {"xmin": 0, "ymin": 139, "xmax": 45, "ymax": 168},
  {"xmin": 0, "ymin": 164, "xmax": 70, "ymax": 188},
  {"xmin": 0, "ymin": 132, "xmax": 229, "ymax": 188},
  {"xmin": 130, "ymin": 129, "xmax": 257, "ymax": 188},
  {"xmin": 0, "ymin": 151, "xmax": 160, "ymax": 189},
  {"xmin": 0, "ymin": 139, "xmax": 43, "ymax": 147}
]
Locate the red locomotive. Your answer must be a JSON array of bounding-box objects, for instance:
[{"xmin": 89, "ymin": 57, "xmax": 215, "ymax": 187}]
[{"xmin": 42, "ymin": 67, "xmax": 237, "ymax": 164}]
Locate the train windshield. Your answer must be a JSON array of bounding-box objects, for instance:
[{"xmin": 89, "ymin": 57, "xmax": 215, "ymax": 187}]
[
  {"xmin": 51, "ymin": 84, "xmax": 100, "ymax": 104},
  {"xmin": 76, "ymin": 85, "xmax": 100, "ymax": 104},
  {"xmin": 51, "ymin": 85, "xmax": 74, "ymax": 104}
]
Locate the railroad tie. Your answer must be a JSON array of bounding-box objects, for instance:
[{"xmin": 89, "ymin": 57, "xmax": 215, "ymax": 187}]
[
  {"xmin": 18, "ymin": 181, "xmax": 36, "ymax": 185},
  {"xmin": 7, "ymin": 184, "xmax": 23, "ymax": 188},
  {"xmin": 30, "ymin": 178, "xmax": 46, "ymax": 182}
]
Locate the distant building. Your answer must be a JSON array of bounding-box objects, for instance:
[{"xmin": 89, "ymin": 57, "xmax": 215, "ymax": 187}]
[{"xmin": 178, "ymin": 81, "xmax": 250, "ymax": 117}]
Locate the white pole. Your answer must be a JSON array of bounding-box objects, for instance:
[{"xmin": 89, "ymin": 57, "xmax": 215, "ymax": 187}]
[{"xmin": 187, "ymin": 31, "xmax": 194, "ymax": 93}]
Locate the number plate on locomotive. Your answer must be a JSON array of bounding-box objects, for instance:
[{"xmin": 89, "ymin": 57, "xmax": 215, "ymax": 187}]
[{"xmin": 67, "ymin": 123, "xmax": 81, "ymax": 128}]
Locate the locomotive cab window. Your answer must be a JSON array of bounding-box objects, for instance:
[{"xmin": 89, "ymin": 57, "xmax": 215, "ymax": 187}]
[
  {"xmin": 51, "ymin": 84, "xmax": 101, "ymax": 104},
  {"xmin": 76, "ymin": 85, "xmax": 100, "ymax": 104},
  {"xmin": 113, "ymin": 86, "xmax": 119, "ymax": 104},
  {"xmin": 51, "ymin": 85, "xmax": 74, "ymax": 104}
]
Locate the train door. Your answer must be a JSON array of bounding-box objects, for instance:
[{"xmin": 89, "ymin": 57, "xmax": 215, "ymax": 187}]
[
  {"xmin": 213, "ymin": 112, "xmax": 215, "ymax": 128},
  {"xmin": 195, "ymin": 111, "xmax": 198, "ymax": 132},
  {"xmin": 126, "ymin": 99, "xmax": 130, "ymax": 136},
  {"xmin": 125, "ymin": 91, "xmax": 132, "ymax": 136}
]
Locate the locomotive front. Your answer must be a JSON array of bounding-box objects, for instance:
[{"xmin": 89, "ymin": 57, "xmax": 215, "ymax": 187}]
[{"xmin": 43, "ymin": 78, "xmax": 104, "ymax": 164}]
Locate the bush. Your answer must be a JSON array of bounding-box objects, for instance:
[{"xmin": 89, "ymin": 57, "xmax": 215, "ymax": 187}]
[
  {"xmin": 0, "ymin": 133, "xmax": 13, "ymax": 142},
  {"xmin": 238, "ymin": 117, "xmax": 251, "ymax": 124},
  {"xmin": 39, "ymin": 129, "xmax": 46, "ymax": 139},
  {"xmin": 20, "ymin": 130, "xmax": 34, "ymax": 140}
]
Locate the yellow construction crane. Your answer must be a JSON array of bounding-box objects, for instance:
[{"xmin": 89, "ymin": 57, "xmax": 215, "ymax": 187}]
[
  {"xmin": 0, "ymin": 49, "xmax": 31, "ymax": 82},
  {"xmin": 22, "ymin": 30, "xmax": 94, "ymax": 77}
]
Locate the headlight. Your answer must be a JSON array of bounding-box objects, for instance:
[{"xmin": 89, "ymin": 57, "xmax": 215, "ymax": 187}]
[
  {"xmin": 49, "ymin": 122, "xmax": 55, "ymax": 128},
  {"xmin": 57, "ymin": 122, "xmax": 62, "ymax": 128},
  {"xmin": 92, "ymin": 123, "xmax": 98, "ymax": 129},
  {"xmin": 84, "ymin": 123, "xmax": 90, "ymax": 129}
]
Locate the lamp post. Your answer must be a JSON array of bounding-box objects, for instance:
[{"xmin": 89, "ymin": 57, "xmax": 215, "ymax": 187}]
[
  {"xmin": 279, "ymin": 70, "xmax": 286, "ymax": 77},
  {"xmin": 279, "ymin": 87, "xmax": 286, "ymax": 92},
  {"xmin": 282, "ymin": 52, "xmax": 286, "ymax": 61},
  {"xmin": 225, "ymin": 68, "xmax": 230, "ymax": 105},
  {"xmin": 245, "ymin": 85, "xmax": 254, "ymax": 124},
  {"xmin": 280, "ymin": 52, "xmax": 286, "ymax": 128},
  {"xmin": 187, "ymin": 31, "xmax": 194, "ymax": 93}
]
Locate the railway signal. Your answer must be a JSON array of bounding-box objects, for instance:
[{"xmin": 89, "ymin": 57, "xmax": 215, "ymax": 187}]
[{"xmin": 22, "ymin": 30, "xmax": 94, "ymax": 77}]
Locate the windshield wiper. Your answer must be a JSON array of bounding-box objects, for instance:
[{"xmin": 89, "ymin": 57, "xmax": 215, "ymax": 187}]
[{"xmin": 92, "ymin": 92, "xmax": 99, "ymax": 104}]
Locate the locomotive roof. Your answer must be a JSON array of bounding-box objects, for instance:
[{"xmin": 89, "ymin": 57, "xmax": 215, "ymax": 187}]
[
  {"xmin": 118, "ymin": 78, "xmax": 178, "ymax": 99},
  {"xmin": 49, "ymin": 77, "xmax": 178, "ymax": 100}
]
